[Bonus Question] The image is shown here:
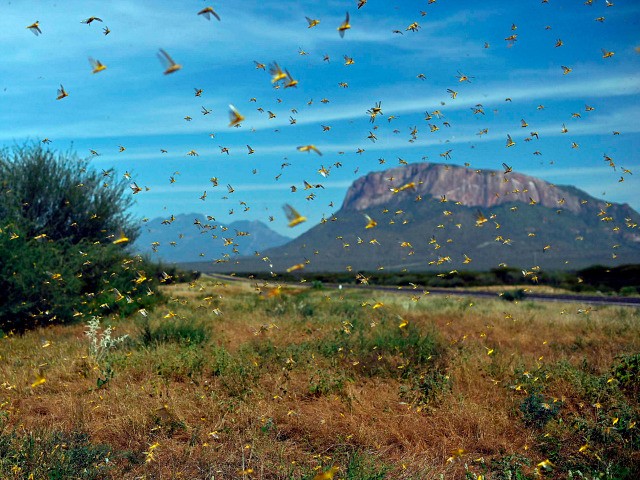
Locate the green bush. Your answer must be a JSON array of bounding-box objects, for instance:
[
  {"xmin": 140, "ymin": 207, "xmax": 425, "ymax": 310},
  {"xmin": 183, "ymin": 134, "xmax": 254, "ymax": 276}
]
[
  {"xmin": 341, "ymin": 451, "xmax": 388, "ymax": 480},
  {"xmin": 154, "ymin": 344, "xmax": 206, "ymax": 381},
  {"xmin": 577, "ymin": 265, "xmax": 640, "ymax": 293},
  {"xmin": 0, "ymin": 143, "xmax": 136, "ymax": 244},
  {"xmin": 0, "ymin": 144, "xmax": 163, "ymax": 331},
  {"xmin": 308, "ymin": 368, "xmax": 347, "ymax": 396},
  {"xmin": 0, "ymin": 228, "xmax": 161, "ymax": 331},
  {"xmin": 501, "ymin": 288, "xmax": 527, "ymax": 302},
  {"xmin": 0, "ymin": 228, "xmax": 81, "ymax": 329},
  {"xmin": 619, "ymin": 286, "xmax": 639, "ymax": 297}
]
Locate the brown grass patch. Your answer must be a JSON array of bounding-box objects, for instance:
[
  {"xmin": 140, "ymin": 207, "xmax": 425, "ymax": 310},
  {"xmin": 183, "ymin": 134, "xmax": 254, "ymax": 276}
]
[{"xmin": 1, "ymin": 279, "xmax": 638, "ymax": 478}]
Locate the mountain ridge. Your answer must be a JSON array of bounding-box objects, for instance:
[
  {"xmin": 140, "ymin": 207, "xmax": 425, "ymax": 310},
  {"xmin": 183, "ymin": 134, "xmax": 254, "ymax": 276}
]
[
  {"xmin": 134, "ymin": 213, "xmax": 291, "ymax": 263},
  {"xmin": 182, "ymin": 163, "xmax": 640, "ymax": 273},
  {"xmin": 342, "ymin": 163, "xmax": 622, "ymax": 216}
]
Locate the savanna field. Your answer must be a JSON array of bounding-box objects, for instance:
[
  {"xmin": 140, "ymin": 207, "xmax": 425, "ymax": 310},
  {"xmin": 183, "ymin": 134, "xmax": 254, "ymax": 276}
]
[
  {"xmin": 1, "ymin": 277, "xmax": 638, "ymax": 479},
  {"xmin": 2, "ymin": 1, "xmax": 640, "ymax": 479}
]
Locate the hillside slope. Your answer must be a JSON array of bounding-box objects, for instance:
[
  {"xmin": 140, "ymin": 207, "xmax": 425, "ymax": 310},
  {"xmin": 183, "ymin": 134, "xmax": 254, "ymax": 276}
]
[
  {"xmin": 194, "ymin": 163, "xmax": 640, "ymax": 273},
  {"xmin": 135, "ymin": 214, "xmax": 290, "ymax": 263}
]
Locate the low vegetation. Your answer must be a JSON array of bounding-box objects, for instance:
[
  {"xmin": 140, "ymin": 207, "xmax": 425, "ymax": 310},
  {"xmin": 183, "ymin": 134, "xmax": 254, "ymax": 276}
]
[
  {"xmin": 0, "ymin": 277, "xmax": 638, "ymax": 479},
  {"xmin": 243, "ymin": 264, "xmax": 640, "ymax": 296}
]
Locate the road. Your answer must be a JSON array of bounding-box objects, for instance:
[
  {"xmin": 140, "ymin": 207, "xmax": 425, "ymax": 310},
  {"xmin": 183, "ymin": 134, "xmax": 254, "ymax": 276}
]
[
  {"xmin": 332, "ymin": 284, "xmax": 640, "ymax": 308},
  {"xmin": 204, "ymin": 273, "xmax": 640, "ymax": 308}
]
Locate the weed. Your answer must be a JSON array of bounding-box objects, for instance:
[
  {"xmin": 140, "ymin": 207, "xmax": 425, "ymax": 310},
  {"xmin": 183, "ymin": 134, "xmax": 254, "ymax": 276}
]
[
  {"xmin": 543, "ymin": 359, "xmax": 640, "ymax": 477},
  {"xmin": 308, "ymin": 368, "xmax": 347, "ymax": 396},
  {"xmin": 342, "ymin": 451, "xmax": 388, "ymax": 480},
  {"xmin": 85, "ymin": 316, "xmax": 128, "ymax": 388},
  {"xmin": 0, "ymin": 425, "xmax": 118, "ymax": 479},
  {"xmin": 317, "ymin": 319, "xmax": 442, "ymax": 379},
  {"xmin": 154, "ymin": 343, "xmax": 206, "ymax": 381},
  {"xmin": 401, "ymin": 367, "xmax": 451, "ymax": 406},
  {"xmin": 520, "ymin": 393, "xmax": 561, "ymax": 428},
  {"xmin": 142, "ymin": 317, "xmax": 208, "ymax": 345},
  {"xmin": 85, "ymin": 316, "xmax": 129, "ymax": 365},
  {"xmin": 260, "ymin": 417, "xmax": 275, "ymax": 435},
  {"xmin": 206, "ymin": 345, "xmax": 234, "ymax": 376},
  {"xmin": 326, "ymin": 297, "xmax": 366, "ymax": 321},
  {"xmin": 306, "ymin": 451, "xmax": 388, "ymax": 480},
  {"xmin": 215, "ymin": 344, "xmax": 261, "ymax": 398},
  {"xmin": 485, "ymin": 352, "xmax": 516, "ymax": 380},
  {"xmin": 611, "ymin": 353, "xmax": 640, "ymax": 400},
  {"xmin": 489, "ymin": 454, "xmax": 533, "ymax": 480},
  {"xmin": 567, "ymin": 463, "xmax": 635, "ymax": 480}
]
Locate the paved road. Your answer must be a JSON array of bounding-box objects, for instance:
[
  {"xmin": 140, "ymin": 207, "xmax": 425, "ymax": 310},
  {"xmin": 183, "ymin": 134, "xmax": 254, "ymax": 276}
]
[
  {"xmin": 332, "ymin": 284, "xmax": 640, "ymax": 308},
  {"xmin": 204, "ymin": 273, "xmax": 640, "ymax": 308}
]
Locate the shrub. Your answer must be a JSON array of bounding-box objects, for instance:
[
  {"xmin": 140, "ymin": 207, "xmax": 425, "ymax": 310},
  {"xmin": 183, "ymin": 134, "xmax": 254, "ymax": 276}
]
[
  {"xmin": 619, "ymin": 286, "xmax": 639, "ymax": 297},
  {"xmin": 0, "ymin": 230, "xmax": 161, "ymax": 331},
  {"xmin": 0, "ymin": 227, "xmax": 82, "ymax": 330},
  {"xmin": 501, "ymin": 288, "xmax": 527, "ymax": 302},
  {"xmin": 342, "ymin": 451, "xmax": 388, "ymax": 480},
  {"xmin": 308, "ymin": 368, "xmax": 347, "ymax": 396},
  {"xmin": 0, "ymin": 143, "xmax": 135, "ymax": 244},
  {"xmin": 400, "ymin": 367, "xmax": 450, "ymax": 406},
  {"xmin": 0, "ymin": 144, "xmax": 161, "ymax": 331},
  {"xmin": 154, "ymin": 344, "xmax": 206, "ymax": 381}
]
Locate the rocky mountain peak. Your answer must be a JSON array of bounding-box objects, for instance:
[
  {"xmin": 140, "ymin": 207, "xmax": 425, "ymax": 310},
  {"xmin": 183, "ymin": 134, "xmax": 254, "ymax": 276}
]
[{"xmin": 341, "ymin": 163, "xmax": 596, "ymax": 214}]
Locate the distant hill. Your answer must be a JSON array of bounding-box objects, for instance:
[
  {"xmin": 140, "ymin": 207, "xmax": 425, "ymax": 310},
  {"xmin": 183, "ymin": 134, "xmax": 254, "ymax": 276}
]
[
  {"xmin": 192, "ymin": 163, "xmax": 640, "ymax": 273},
  {"xmin": 134, "ymin": 214, "xmax": 290, "ymax": 263}
]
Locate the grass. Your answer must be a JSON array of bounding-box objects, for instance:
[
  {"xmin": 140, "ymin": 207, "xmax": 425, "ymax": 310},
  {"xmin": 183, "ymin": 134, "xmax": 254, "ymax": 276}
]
[{"xmin": 0, "ymin": 277, "xmax": 638, "ymax": 479}]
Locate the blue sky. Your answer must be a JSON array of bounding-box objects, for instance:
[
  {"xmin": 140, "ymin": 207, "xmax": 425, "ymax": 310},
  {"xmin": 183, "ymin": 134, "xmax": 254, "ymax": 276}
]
[{"xmin": 1, "ymin": 0, "xmax": 639, "ymax": 236}]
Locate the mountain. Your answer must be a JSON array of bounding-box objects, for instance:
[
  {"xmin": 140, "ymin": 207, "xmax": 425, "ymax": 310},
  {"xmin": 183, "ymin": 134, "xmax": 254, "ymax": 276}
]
[
  {"xmin": 191, "ymin": 163, "xmax": 640, "ymax": 273},
  {"xmin": 343, "ymin": 163, "xmax": 590, "ymax": 214},
  {"xmin": 134, "ymin": 214, "xmax": 291, "ymax": 263}
]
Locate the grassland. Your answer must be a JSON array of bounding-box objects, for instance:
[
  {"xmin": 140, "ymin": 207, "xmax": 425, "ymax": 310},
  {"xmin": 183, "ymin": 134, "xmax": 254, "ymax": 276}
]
[{"xmin": 0, "ymin": 277, "xmax": 638, "ymax": 479}]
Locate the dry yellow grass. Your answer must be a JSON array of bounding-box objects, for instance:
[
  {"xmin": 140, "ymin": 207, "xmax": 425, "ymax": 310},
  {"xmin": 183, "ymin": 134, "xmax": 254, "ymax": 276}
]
[{"xmin": 0, "ymin": 278, "xmax": 638, "ymax": 479}]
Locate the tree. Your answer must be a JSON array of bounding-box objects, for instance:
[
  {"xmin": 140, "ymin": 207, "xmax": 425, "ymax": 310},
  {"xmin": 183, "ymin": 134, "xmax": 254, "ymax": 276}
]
[
  {"xmin": 0, "ymin": 143, "xmax": 155, "ymax": 332},
  {"xmin": 0, "ymin": 143, "xmax": 138, "ymax": 244}
]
